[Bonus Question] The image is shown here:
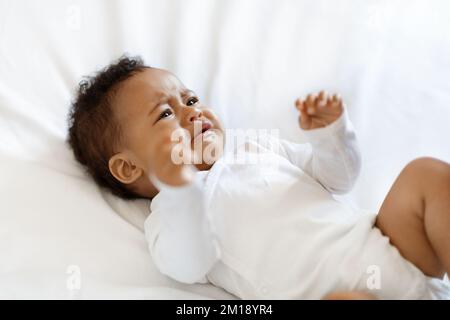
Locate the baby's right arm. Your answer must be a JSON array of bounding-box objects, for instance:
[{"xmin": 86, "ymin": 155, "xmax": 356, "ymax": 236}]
[
  {"xmin": 143, "ymin": 123, "xmax": 219, "ymax": 284},
  {"xmin": 144, "ymin": 176, "xmax": 220, "ymax": 284}
]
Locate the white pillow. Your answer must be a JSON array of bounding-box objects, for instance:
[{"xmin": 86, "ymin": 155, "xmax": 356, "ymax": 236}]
[{"xmin": 0, "ymin": 153, "xmax": 234, "ymax": 299}]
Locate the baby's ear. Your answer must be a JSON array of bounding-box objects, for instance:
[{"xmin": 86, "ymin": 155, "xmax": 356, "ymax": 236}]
[{"xmin": 108, "ymin": 153, "xmax": 143, "ymax": 184}]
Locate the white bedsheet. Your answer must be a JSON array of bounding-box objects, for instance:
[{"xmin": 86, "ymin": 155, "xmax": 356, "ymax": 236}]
[{"xmin": 1, "ymin": 0, "xmax": 449, "ymax": 299}]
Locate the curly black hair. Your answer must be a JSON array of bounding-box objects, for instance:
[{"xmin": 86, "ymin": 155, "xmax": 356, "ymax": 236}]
[{"xmin": 67, "ymin": 55, "xmax": 150, "ymax": 199}]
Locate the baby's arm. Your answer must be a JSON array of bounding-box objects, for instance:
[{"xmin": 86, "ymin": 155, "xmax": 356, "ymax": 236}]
[
  {"xmin": 143, "ymin": 128, "xmax": 219, "ymax": 284},
  {"xmin": 144, "ymin": 177, "xmax": 220, "ymax": 284},
  {"xmin": 276, "ymin": 92, "xmax": 361, "ymax": 194}
]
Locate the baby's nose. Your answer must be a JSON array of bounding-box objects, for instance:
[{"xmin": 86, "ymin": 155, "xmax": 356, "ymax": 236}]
[{"xmin": 187, "ymin": 107, "xmax": 203, "ymax": 122}]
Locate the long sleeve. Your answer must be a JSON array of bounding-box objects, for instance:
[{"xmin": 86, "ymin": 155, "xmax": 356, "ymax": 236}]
[
  {"xmin": 144, "ymin": 175, "xmax": 220, "ymax": 284},
  {"xmin": 274, "ymin": 109, "xmax": 361, "ymax": 194}
]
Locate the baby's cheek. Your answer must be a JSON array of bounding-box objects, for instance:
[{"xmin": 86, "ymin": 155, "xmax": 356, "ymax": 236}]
[{"xmin": 203, "ymin": 108, "xmax": 219, "ymax": 121}]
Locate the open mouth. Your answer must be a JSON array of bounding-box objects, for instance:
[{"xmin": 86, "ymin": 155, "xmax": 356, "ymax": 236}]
[
  {"xmin": 193, "ymin": 121, "xmax": 214, "ymax": 142},
  {"xmin": 201, "ymin": 122, "xmax": 212, "ymax": 134}
]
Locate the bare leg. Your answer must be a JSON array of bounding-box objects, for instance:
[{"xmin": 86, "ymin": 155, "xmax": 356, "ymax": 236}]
[{"xmin": 375, "ymin": 157, "xmax": 450, "ymax": 278}]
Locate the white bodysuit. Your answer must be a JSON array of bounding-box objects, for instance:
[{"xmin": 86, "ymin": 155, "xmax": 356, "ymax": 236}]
[{"xmin": 144, "ymin": 111, "xmax": 450, "ymax": 299}]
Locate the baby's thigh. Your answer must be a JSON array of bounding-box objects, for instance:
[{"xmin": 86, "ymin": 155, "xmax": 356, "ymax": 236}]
[{"xmin": 375, "ymin": 158, "xmax": 444, "ymax": 277}]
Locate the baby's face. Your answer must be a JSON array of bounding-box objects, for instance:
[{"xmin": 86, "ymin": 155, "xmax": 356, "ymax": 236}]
[{"xmin": 109, "ymin": 67, "xmax": 224, "ymax": 198}]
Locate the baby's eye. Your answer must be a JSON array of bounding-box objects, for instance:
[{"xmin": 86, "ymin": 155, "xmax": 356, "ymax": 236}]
[
  {"xmin": 158, "ymin": 109, "xmax": 173, "ymax": 120},
  {"xmin": 186, "ymin": 97, "xmax": 199, "ymax": 106}
]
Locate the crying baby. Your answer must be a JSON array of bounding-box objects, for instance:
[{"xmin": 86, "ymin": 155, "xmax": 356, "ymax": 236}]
[{"xmin": 68, "ymin": 55, "xmax": 450, "ymax": 300}]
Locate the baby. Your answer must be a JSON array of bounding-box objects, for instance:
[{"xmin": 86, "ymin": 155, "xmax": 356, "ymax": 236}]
[{"xmin": 68, "ymin": 56, "xmax": 450, "ymax": 299}]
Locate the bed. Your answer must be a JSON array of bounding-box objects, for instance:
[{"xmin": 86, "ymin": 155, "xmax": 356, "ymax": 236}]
[{"xmin": 1, "ymin": 0, "xmax": 449, "ymax": 299}]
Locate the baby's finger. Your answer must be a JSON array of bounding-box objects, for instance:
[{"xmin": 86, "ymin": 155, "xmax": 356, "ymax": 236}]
[
  {"xmin": 306, "ymin": 94, "xmax": 316, "ymax": 115},
  {"xmin": 332, "ymin": 94, "xmax": 343, "ymax": 108},
  {"xmin": 332, "ymin": 94, "xmax": 340, "ymax": 104},
  {"xmin": 295, "ymin": 98, "xmax": 305, "ymax": 111},
  {"xmin": 317, "ymin": 91, "xmax": 328, "ymax": 108},
  {"xmin": 299, "ymin": 109, "xmax": 311, "ymax": 129},
  {"xmin": 326, "ymin": 95, "xmax": 334, "ymax": 108},
  {"xmin": 318, "ymin": 91, "xmax": 327, "ymax": 102}
]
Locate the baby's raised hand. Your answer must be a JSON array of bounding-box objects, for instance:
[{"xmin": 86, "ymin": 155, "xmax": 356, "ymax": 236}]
[{"xmin": 295, "ymin": 91, "xmax": 344, "ymax": 130}]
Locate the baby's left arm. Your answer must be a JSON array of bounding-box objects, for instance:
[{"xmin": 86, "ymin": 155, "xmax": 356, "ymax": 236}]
[{"xmin": 276, "ymin": 91, "xmax": 361, "ymax": 194}]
